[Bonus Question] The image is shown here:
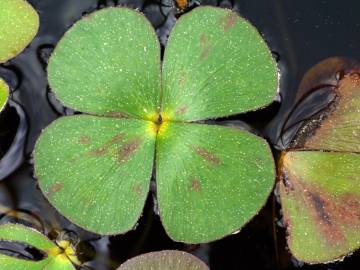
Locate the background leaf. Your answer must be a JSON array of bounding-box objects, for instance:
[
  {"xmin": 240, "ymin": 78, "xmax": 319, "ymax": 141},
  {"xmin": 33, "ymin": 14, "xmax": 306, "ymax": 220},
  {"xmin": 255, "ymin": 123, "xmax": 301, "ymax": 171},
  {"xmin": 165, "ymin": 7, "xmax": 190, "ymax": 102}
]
[
  {"xmin": 48, "ymin": 8, "xmax": 161, "ymax": 119},
  {"xmin": 161, "ymin": 6, "xmax": 278, "ymax": 121},
  {"xmin": 0, "ymin": 0, "xmax": 39, "ymax": 63},
  {"xmin": 34, "ymin": 116, "xmax": 155, "ymax": 235},
  {"xmin": 0, "ymin": 224, "xmax": 75, "ymax": 270},
  {"xmin": 118, "ymin": 250, "xmax": 209, "ymax": 270},
  {"xmin": 294, "ymin": 72, "xmax": 360, "ymax": 152},
  {"xmin": 156, "ymin": 122, "xmax": 275, "ymax": 243},
  {"xmin": 280, "ymin": 151, "xmax": 360, "ymax": 263},
  {"xmin": 0, "ymin": 78, "xmax": 9, "ymax": 112}
]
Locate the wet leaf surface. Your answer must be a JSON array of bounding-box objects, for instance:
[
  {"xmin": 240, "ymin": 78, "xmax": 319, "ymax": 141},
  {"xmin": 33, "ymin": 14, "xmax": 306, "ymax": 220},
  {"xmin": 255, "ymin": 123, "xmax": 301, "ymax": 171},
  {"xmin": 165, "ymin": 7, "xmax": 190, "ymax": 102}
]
[
  {"xmin": 118, "ymin": 250, "xmax": 209, "ymax": 270},
  {"xmin": 48, "ymin": 8, "xmax": 161, "ymax": 119},
  {"xmin": 156, "ymin": 122, "xmax": 275, "ymax": 243},
  {"xmin": 0, "ymin": 0, "xmax": 39, "ymax": 63},
  {"xmin": 35, "ymin": 6, "xmax": 277, "ymax": 242},
  {"xmin": 34, "ymin": 116, "xmax": 155, "ymax": 235},
  {"xmin": 162, "ymin": 7, "xmax": 278, "ymax": 121}
]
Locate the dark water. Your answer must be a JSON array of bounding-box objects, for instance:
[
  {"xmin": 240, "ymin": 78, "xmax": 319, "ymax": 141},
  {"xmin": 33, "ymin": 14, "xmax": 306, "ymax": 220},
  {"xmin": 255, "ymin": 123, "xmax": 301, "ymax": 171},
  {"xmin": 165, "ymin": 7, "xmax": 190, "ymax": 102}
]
[{"xmin": 0, "ymin": 0, "xmax": 360, "ymax": 269}]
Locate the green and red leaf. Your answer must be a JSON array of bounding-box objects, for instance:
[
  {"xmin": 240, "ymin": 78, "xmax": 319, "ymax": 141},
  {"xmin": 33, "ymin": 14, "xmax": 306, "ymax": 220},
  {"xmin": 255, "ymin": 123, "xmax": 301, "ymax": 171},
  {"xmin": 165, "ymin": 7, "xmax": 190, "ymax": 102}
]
[
  {"xmin": 279, "ymin": 151, "xmax": 360, "ymax": 263},
  {"xmin": 162, "ymin": 6, "xmax": 278, "ymax": 121},
  {"xmin": 34, "ymin": 116, "xmax": 156, "ymax": 234},
  {"xmin": 156, "ymin": 122, "xmax": 275, "ymax": 243}
]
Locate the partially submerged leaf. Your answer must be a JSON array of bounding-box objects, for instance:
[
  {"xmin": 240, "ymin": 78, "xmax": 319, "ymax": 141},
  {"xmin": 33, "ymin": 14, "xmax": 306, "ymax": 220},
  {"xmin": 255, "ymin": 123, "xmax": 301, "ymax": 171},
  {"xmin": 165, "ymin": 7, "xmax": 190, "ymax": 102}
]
[
  {"xmin": 0, "ymin": 223, "xmax": 75, "ymax": 269},
  {"xmin": 279, "ymin": 61, "xmax": 360, "ymax": 263},
  {"xmin": 162, "ymin": 6, "xmax": 278, "ymax": 121},
  {"xmin": 279, "ymin": 151, "xmax": 360, "ymax": 263},
  {"xmin": 48, "ymin": 8, "xmax": 161, "ymax": 119},
  {"xmin": 118, "ymin": 250, "xmax": 209, "ymax": 270},
  {"xmin": 156, "ymin": 122, "xmax": 274, "ymax": 243},
  {"xmin": 0, "ymin": 79, "xmax": 9, "ymax": 112},
  {"xmin": 0, "ymin": 0, "xmax": 39, "ymax": 63},
  {"xmin": 295, "ymin": 57, "xmax": 360, "ymax": 103},
  {"xmin": 293, "ymin": 72, "xmax": 360, "ymax": 152},
  {"xmin": 34, "ymin": 115, "xmax": 155, "ymax": 234}
]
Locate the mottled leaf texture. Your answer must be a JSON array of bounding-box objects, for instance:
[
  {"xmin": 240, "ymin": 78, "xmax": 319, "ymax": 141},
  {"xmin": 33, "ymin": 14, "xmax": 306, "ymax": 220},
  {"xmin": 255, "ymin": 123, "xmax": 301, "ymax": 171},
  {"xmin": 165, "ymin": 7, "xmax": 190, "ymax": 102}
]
[
  {"xmin": 0, "ymin": 0, "xmax": 39, "ymax": 63},
  {"xmin": 0, "ymin": 223, "xmax": 75, "ymax": 270},
  {"xmin": 34, "ymin": 116, "xmax": 155, "ymax": 234},
  {"xmin": 0, "ymin": 79, "xmax": 9, "ymax": 112},
  {"xmin": 48, "ymin": 8, "xmax": 161, "ymax": 119},
  {"xmin": 295, "ymin": 72, "xmax": 360, "ymax": 152},
  {"xmin": 280, "ymin": 151, "xmax": 360, "ymax": 263},
  {"xmin": 38, "ymin": 6, "xmax": 277, "ymax": 241},
  {"xmin": 162, "ymin": 6, "xmax": 278, "ymax": 121},
  {"xmin": 118, "ymin": 250, "xmax": 209, "ymax": 270},
  {"xmin": 156, "ymin": 122, "xmax": 275, "ymax": 243},
  {"xmin": 280, "ymin": 63, "xmax": 360, "ymax": 263}
]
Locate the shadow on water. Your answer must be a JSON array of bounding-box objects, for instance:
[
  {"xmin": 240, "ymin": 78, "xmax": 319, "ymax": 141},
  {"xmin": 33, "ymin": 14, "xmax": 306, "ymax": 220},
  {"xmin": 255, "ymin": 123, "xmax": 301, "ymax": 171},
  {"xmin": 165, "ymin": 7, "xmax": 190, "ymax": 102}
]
[{"xmin": 0, "ymin": 0, "xmax": 359, "ymax": 269}]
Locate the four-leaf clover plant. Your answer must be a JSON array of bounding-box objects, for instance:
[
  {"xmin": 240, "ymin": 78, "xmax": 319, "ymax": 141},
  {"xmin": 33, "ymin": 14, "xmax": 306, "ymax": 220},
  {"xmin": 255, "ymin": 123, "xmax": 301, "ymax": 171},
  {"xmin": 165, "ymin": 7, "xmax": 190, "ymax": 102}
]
[{"xmin": 34, "ymin": 7, "xmax": 278, "ymax": 243}]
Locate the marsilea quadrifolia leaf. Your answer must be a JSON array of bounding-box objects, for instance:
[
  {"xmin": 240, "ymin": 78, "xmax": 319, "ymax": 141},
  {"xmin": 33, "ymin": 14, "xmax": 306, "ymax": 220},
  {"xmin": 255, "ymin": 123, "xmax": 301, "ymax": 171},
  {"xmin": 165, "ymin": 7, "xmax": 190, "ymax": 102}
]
[
  {"xmin": 118, "ymin": 250, "xmax": 209, "ymax": 270},
  {"xmin": 0, "ymin": 0, "xmax": 39, "ymax": 63},
  {"xmin": 280, "ymin": 59, "xmax": 360, "ymax": 263},
  {"xmin": 35, "ymin": 7, "xmax": 278, "ymax": 243},
  {"xmin": 0, "ymin": 223, "xmax": 76, "ymax": 270}
]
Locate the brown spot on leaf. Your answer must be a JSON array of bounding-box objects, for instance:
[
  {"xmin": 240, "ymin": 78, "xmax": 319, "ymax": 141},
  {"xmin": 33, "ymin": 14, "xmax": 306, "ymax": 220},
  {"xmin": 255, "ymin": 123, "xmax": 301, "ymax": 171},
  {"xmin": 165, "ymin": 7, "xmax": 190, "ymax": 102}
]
[
  {"xmin": 194, "ymin": 146, "xmax": 222, "ymax": 165},
  {"xmin": 78, "ymin": 135, "xmax": 91, "ymax": 144},
  {"xmin": 109, "ymin": 133, "xmax": 125, "ymax": 144},
  {"xmin": 222, "ymin": 12, "xmax": 238, "ymax": 32},
  {"xmin": 117, "ymin": 138, "xmax": 142, "ymax": 163},
  {"xmin": 190, "ymin": 178, "xmax": 201, "ymax": 192},
  {"xmin": 175, "ymin": 106, "xmax": 187, "ymax": 115},
  {"xmin": 105, "ymin": 112, "xmax": 129, "ymax": 118},
  {"xmin": 133, "ymin": 183, "xmax": 143, "ymax": 197},
  {"xmin": 200, "ymin": 33, "xmax": 208, "ymax": 46},
  {"xmin": 46, "ymin": 182, "xmax": 64, "ymax": 198},
  {"xmin": 199, "ymin": 33, "xmax": 211, "ymax": 60},
  {"xmin": 88, "ymin": 133, "xmax": 125, "ymax": 157},
  {"xmin": 200, "ymin": 47, "xmax": 211, "ymax": 60}
]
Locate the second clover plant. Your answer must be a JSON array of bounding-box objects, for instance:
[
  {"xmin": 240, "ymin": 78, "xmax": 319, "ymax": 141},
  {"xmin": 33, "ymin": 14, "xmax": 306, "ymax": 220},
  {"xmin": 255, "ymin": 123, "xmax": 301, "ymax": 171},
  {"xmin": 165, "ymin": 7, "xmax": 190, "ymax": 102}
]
[{"xmin": 35, "ymin": 6, "xmax": 278, "ymax": 243}]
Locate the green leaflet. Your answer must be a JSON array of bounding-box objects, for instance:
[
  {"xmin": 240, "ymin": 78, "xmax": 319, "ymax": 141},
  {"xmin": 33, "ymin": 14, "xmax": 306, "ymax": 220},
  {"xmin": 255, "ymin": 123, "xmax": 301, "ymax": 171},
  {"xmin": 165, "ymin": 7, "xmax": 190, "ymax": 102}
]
[
  {"xmin": 0, "ymin": 79, "xmax": 9, "ymax": 112},
  {"xmin": 118, "ymin": 250, "xmax": 209, "ymax": 270},
  {"xmin": 156, "ymin": 122, "xmax": 274, "ymax": 243},
  {"xmin": 34, "ymin": 116, "xmax": 155, "ymax": 234},
  {"xmin": 0, "ymin": 224, "xmax": 75, "ymax": 270},
  {"xmin": 279, "ymin": 61, "xmax": 360, "ymax": 263},
  {"xmin": 36, "ymin": 6, "xmax": 278, "ymax": 242},
  {"xmin": 48, "ymin": 8, "xmax": 161, "ymax": 119},
  {"xmin": 0, "ymin": 0, "xmax": 39, "ymax": 63},
  {"xmin": 162, "ymin": 7, "xmax": 278, "ymax": 121}
]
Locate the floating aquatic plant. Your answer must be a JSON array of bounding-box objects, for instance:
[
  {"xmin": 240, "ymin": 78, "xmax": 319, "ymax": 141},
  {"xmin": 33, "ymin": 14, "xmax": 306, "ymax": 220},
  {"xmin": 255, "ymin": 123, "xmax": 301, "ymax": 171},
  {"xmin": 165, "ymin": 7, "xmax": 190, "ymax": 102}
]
[
  {"xmin": 118, "ymin": 250, "xmax": 208, "ymax": 270},
  {"xmin": 0, "ymin": 79, "xmax": 9, "ymax": 113},
  {"xmin": 0, "ymin": 223, "xmax": 79, "ymax": 269},
  {"xmin": 34, "ymin": 7, "xmax": 278, "ymax": 243},
  {"xmin": 0, "ymin": 0, "xmax": 39, "ymax": 63},
  {"xmin": 279, "ymin": 58, "xmax": 360, "ymax": 263},
  {"xmin": 0, "ymin": 0, "xmax": 39, "ymax": 112}
]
